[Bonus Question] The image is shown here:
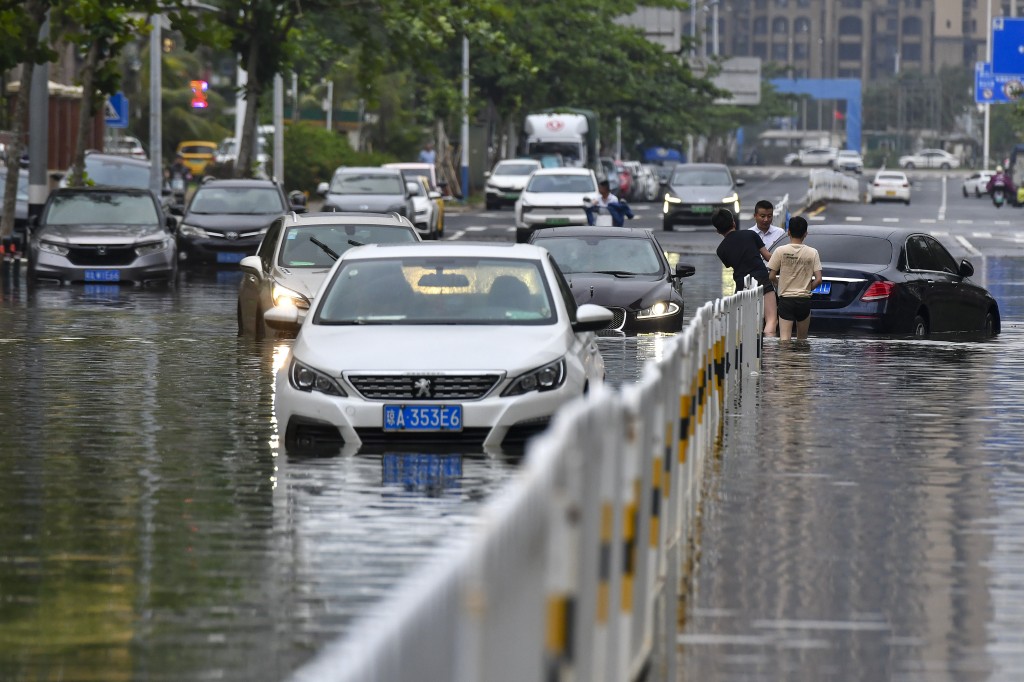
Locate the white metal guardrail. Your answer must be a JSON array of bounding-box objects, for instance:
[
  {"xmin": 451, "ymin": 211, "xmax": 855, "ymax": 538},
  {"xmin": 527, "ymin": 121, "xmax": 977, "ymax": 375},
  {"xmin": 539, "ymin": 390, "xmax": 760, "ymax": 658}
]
[
  {"xmin": 807, "ymin": 168, "xmax": 860, "ymax": 204},
  {"xmin": 287, "ymin": 285, "xmax": 764, "ymax": 682},
  {"xmin": 773, "ymin": 193, "xmax": 789, "ymax": 229}
]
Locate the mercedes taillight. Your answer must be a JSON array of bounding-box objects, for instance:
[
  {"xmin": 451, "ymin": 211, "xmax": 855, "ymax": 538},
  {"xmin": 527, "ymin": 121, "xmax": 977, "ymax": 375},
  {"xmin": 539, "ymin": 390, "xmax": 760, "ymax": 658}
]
[{"xmin": 861, "ymin": 281, "xmax": 895, "ymax": 301}]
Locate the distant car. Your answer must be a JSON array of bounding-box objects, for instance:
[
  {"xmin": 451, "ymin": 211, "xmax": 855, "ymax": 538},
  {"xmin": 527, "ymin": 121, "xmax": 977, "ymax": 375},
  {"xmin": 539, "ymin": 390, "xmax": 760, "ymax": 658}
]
[
  {"xmin": 529, "ymin": 226, "xmax": 696, "ymax": 334},
  {"xmin": 795, "ymin": 147, "xmax": 838, "ymax": 166},
  {"xmin": 58, "ymin": 152, "xmax": 153, "ymax": 190},
  {"xmin": 662, "ymin": 163, "xmax": 744, "ymax": 230},
  {"xmin": 267, "ymin": 241, "xmax": 612, "ymax": 453},
  {"xmin": 833, "ymin": 150, "xmax": 864, "ymax": 174},
  {"xmin": 962, "ymin": 170, "xmax": 994, "ymax": 197},
  {"xmin": 898, "ymin": 149, "xmax": 960, "ymax": 169},
  {"xmin": 867, "ymin": 170, "xmax": 911, "ymax": 205},
  {"xmin": 104, "ymin": 135, "xmax": 147, "ymax": 160},
  {"xmin": 237, "ymin": 212, "xmax": 421, "ymax": 338},
  {"xmin": 176, "ymin": 178, "xmax": 294, "ymax": 266},
  {"xmin": 316, "ymin": 167, "xmax": 416, "ymax": 222},
  {"xmin": 175, "ymin": 140, "xmax": 218, "ymax": 175},
  {"xmin": 769, "ymin": 225, "xmax": 1000, "ymax": 337},
  {"xmin": 514, "ymin": 167, "xmax": 599, "ymax": 242},
  {"xmin": 782, "ymin": 152, "xmax": 799, "ymax": 166},
  {"xmin": 27, "ymin": 186, "xmax": 177, "ymax": 286},
  {"xmin": 214, "ymin": 136, "xmax": 269, "ymax": 176},
  {"xmin": 629, "ymin": 162, "xmax": 661, "ymax": 202},
  {"xmin": 483, "ymin": 158, "xmax": 542, "ymax": 210},
  {"xmin": 405, "ymin": 176, "xmax": 443, "ymax": 239},
  {"xmin": 0, "ymin": 167, "xmax": 30, "ymax": 246},
  {"xmin": 598, "ymin": 157, "xmax": 623, "ymax": 198},
  {"xmin": 382, "ymin": 162, "xmax": 446, "ymax": 238}
]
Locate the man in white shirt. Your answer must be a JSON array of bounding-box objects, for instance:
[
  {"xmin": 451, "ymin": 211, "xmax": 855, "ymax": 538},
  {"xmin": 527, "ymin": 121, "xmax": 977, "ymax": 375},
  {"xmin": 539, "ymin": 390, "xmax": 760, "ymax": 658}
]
[
  {"xmin": 586, "ymin": 180, "xmax": 633, "ymax": 226},
  {"xmin": 749, "ymin": 199, "xmax": 786, "ymax": 252}
]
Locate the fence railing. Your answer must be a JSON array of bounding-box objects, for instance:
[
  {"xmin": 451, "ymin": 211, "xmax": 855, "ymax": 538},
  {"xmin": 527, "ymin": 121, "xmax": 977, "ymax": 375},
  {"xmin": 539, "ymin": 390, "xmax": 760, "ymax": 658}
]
[
  {"xmin": 287, "ymin": 285, "xmax": 764, "ymax": 682},
  {"xmin": 807, "ymin": 168, "xmax": 860, "ymax": 204}
]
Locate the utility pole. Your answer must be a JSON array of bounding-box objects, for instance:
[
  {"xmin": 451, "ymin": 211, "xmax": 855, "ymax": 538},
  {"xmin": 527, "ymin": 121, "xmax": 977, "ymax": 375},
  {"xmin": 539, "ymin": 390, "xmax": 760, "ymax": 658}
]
[
  {"xmin": 28, "ymin": 15, "xmax": 50, "ymax": 222},
  {"xmin": 461, "ymin": 35, "xmax": 469, "ymax": 201},
  {"xmin": 149, "ymin": 14, "xmax": 162, "ymax": 195},
  {"xmin": 984, "ymin": 0, "xmax": 992, "ymax": 170}
]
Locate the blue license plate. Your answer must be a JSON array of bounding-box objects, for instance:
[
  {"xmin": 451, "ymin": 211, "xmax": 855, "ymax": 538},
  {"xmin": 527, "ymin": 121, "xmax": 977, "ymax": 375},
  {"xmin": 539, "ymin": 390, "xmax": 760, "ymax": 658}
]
[
  {"xmin": 383, "ymin": 404, "xmax": 463, "ymax": 432},
  {"xmin": 84, "ymin": 269, "xmax": 120, "ymax": 282},
  {"xmin": 811, "ymin": 282, "xmax": 831, "ymax": 295},
  {"xmin": 381, "ymin": 454, "xmax": 463, "ymax": 490},
  {"xmin": 216, "ymin": 251, "xmax": 246, "ymax": 264},
  {"xmin": 84, "ymin": 284, "xmax": 120, "ymax": 297}
]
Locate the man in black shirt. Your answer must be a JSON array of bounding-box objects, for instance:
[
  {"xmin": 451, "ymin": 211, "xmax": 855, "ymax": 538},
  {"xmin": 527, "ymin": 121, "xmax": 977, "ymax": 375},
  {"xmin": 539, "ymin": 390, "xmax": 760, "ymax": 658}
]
[{"xmin": 712, "ymin": 207, "xmax": 777, "ymax": 336}]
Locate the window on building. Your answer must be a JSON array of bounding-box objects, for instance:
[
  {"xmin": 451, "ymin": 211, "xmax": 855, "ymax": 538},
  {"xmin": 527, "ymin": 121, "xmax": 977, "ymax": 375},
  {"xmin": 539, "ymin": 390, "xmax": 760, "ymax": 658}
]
[
  {"xmin": 795, "ymin": 17, "xmax": 811, "ymax": 33},
  {"xmin": 754, "ymin": 17, "xmax": 768, "ymax": 33},
  {"xmin": 794, "ymin": 42, "xmax": 809, "ymax": 59},
  {"xmin": 902, "ymin": 16, "xmax": 923, "ymax": 35},
  {"xmin": 839, "ymin": 68, "xmax": 860, "ymax": 77},
  {"xmin": 840, "ymin": 0, "xmax": 862, "ymax": 8},
  {"xmin": 774, "ymin": 0, "xmax": 788, "ymax": 7},
  {"xmin": 838, "ymin": 42, "xmax": 862, "ymax": 60},
  {"xmin": 902, "ymin": 43, "xmax": 921, "ymax": 60},
  {"xmin": 755, "ymin": 0, "xmax": 767, "ymax": 8},
  {"xmin": 772, "ymin": 17, "xmax": 789, "ymax": 34},
  {"xmin": 839, "ymin": 16, "xmax": 863, "ymax": 35},
  {"xmin": 772, "ymin": 42, "xmax": 789, "ymax": 60},
  {"xmin": 753, "ymin": 42, "xmax": 768, "ymax": 58}
]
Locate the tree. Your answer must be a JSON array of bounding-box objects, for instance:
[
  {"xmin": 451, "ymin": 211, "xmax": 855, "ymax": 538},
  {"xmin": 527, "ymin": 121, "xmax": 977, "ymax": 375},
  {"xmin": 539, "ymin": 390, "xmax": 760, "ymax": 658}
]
[{"xmin": 0, "ymin": 0, "xmax": 53, "ymax": 242}]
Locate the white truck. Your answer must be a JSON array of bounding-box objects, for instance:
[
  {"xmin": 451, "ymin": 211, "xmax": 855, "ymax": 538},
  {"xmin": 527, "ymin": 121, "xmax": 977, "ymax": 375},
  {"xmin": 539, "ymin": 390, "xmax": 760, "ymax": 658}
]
[{"xmin": 523, "ymin": 110, "xmax": 599, "ymax": 169}]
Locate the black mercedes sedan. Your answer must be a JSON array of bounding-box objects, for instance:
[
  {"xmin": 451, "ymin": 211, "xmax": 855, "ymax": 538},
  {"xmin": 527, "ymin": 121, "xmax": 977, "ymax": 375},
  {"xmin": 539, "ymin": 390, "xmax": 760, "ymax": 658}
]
[
  {"xmin": 769, "ymin": 225, "xmax": 1000, "ymax": 337},
  {"xmin": 529, "ymin": 226, "xmax": 695, "ymax": 334}
]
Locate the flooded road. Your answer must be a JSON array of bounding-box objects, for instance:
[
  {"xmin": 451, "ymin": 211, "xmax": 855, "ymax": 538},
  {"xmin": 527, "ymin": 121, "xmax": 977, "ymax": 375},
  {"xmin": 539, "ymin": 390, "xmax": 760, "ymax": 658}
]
[
  {"xmin": 678, "ymin": 257, "xmax": 1024, "ymax": 680},
  {"xmin": 2, "ymin": 252, "xmax": 1023, "ymax": 681}
]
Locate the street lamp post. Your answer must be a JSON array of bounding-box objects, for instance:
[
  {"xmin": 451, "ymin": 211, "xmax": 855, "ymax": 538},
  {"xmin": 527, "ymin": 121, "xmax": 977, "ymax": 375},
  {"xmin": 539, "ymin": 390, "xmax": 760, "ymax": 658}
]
[
  {"xmin": 984, "ymin": 0, "xmax": 992, "ymax": 170},
  {"xmin": 149, "ymin": 13, "xmax": 162, "ymax": 195}
]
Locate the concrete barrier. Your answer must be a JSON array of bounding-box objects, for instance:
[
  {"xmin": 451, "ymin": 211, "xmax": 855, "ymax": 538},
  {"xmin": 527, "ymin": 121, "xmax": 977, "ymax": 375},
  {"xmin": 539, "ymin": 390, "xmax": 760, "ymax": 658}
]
[{"xmin": 807, "ymin": 168, "xmax": 860, "ymax": 204}]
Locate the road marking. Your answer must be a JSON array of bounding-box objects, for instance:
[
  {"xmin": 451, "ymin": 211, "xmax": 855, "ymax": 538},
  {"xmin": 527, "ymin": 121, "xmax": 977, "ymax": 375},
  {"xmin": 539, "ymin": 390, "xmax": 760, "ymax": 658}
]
[
  {"xmin": 956, "ymin": 235, "xmax": 982, "ymax": 256},
  {"xmin": 937, "ymin": 176, "xmax": 947, "ymax": 221},
  {"xmin": 973, "ymin": 231, "xmax": 992, "ymax": 238},
  {"xmin": 808, "ymin": 205, "xmax": 827, "ymax": 217},
  {"xmin": 995, "ymin": 220, "xmax": 1011, "ymax": 225},
  {"xmin": 809, "ymin": 215, "xmax": 825, "ymax": 221},
  {"xmin": 465, "ymin": 226, "xmax": 488, "ymax": 231},
  {"xmin": 478, "ymin": 212, "xmax": 502, "ymax": 219},
  {"xmin": 920, "ymin": 218, "xmax": 937, "ymax": 223},
  {"xmin": 956, "ymin": 219, "xmax": 973, "ymax": 224},
  {"xmin": 883, "ymin": 217, "xmax": 899, "ymax": 222},
  {"xmin": 845, "ymin": 216, "xmax": 862, "ymax": 221},
  {"xmin": 739, "ymin": 212, "xmax": 752, "ymax": 220},
  {"xmin": 446, "ymin": 230, "xmax": 466, "ymax": 240},
  {"xmin": 929, "ymin": 231, "xmax": 949, "ymax": 237}
]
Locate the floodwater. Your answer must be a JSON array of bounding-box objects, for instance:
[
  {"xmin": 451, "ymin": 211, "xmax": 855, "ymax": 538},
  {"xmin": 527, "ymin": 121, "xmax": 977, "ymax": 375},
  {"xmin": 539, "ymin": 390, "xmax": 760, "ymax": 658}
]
[
  {"xmin": 678, "ymin": 257, "xmax": 1024, "ymax": 680},
  {"xmin": 2, "ymin": 253, "xmax": 1023, "ymax": 681}
]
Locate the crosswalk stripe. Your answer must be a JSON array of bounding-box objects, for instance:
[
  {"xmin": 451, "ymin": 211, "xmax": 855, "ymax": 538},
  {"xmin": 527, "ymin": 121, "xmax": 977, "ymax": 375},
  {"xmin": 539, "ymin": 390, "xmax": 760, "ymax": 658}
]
[
  {"xmin": 465, "ymin": 226, "xmax": 487, "ymax": 231},
  {"xmin": 882, "ymin": 217, "xmax": 898, "ymax": 222},
  {"xmin": 920, "ymin": 219, "xmax": 937, "ymax": 223},
  {"xmin": 845, "ymin": 216, "xmax": 862, "ymax": 221},
  {"xmin": 973, "ymin": 231, "xmax": 992, "ymax": 238}
]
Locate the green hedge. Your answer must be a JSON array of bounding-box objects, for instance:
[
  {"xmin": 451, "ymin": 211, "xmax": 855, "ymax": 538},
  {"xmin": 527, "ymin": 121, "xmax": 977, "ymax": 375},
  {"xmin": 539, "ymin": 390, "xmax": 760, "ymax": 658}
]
[{"xmin": 282, "ymin": 122, "xmax": 396, "ymax": 195}]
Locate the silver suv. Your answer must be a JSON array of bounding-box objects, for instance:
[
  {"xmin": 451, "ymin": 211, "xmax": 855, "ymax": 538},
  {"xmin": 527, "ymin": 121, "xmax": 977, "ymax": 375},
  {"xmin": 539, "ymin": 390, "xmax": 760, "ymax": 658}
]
[{"xmin": 316, "ymin": 167, "xmax": 416, "ymax": 222}]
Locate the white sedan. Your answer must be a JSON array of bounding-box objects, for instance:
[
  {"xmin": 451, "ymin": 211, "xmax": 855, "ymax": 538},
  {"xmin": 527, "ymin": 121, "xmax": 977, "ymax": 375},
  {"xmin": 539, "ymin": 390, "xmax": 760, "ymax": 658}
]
[
  {"xmin": 898, "ymin": 149, "xmax": 960, "ymax": 169},
  {"xmin": 962, "ymin": 171, "xmax": 994, "ymax": 197},
  {"xmin": 267, "ymin": 242, "xmax": 612, "ymax": 453},
  {"xmin": 867, "ymin": 170, "xmax": 911, "ymax": 205},
  {"xmin": 514, "ymin": 167, "xmax": 599, "ymax": 243},
  {"xmin": 484, "ymin": 158, "xmax": 542, "ymax": 210}
]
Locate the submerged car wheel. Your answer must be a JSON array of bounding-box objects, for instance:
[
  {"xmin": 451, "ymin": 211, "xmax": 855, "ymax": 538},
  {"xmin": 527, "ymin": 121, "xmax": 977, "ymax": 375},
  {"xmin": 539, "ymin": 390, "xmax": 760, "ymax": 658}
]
[
  {"xmin": 913, "ymin": 313, "xmax": 929, "ymax": 338},
  {"xmin": 984, "ymin": 310, "xmax": 998, "ymax": 337},
  {"xmin": 237, "ymin": 302, "xmax": 245, "ymax": 337},
  {"xmin": 962, "ymin": 186, "xmax": 968, "ymax": 197},
  {"xmin": 255, "ymin": 304, "xmax": 267, "ymax": 341}
]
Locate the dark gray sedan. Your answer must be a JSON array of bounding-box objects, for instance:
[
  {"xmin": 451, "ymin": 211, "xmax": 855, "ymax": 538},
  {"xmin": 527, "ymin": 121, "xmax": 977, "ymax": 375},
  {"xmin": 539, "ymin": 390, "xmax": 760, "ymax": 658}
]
[{"xmin": 661, "ymin": 163, "xmax": 743, "ymax": 230}]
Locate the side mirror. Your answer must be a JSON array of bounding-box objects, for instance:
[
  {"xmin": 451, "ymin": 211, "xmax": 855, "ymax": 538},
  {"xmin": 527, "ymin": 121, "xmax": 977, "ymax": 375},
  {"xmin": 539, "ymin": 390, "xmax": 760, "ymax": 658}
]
[
  {"xmin": 735, "ymin": 178, "xmax": 746, "ymax": 187},
  {"xmin": 484, "ymin": 171, "xmax": 491, "ymax": 179},
  {"xmin": 165, "ymin": 215, "xmax": 177, "ymax": 230},
  {"xmin": 674, "ymin": 262, "xmax": 696, "ymax": 278},
  {"xmin": 239, "ymin": 255, "xmax": 263, "ymax": 277},
  {"xmin": 428, "ymin": 191, "xmax": 442, "ymax": 200},
  {"xmin": 958, "ymin": 259, "xmax": 975, "ymax": 278},
  {"xmin": 572, "ymin": 303, "xmax": 614, "ymax": 333},
  {"xmin": 264, "ymin": 304, "xmax": 302, "ymax": 331},
  {"xmin": 406, "ymin": 181, "xmax": 420, "ymax": 196},
  {"xmin": 316, "ymin": 182, "xmax": 329, "ymax": 196}
]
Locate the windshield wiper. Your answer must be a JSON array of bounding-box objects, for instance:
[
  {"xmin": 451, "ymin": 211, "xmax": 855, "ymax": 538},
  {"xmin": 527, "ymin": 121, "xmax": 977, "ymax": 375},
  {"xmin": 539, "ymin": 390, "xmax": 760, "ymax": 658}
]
[
  {"xmin": 592, "ymin": 270, "xmax": 636, "ymax": 277},
  {"xmin": 348, "ymin": 239, "xmax": 364, "ymax": 247},
  {"xmin": 309, "ymin": 236, "xmax": 339, "ymax": 261}
]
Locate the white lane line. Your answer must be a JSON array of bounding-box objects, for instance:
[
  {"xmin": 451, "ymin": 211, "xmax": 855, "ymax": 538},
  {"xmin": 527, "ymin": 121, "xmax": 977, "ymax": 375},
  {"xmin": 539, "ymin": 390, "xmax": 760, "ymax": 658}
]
[
  {"xmin": 809, "ymin": 215, "xmax": 826, "ymax": 221},
  {"xmin": 446, "ymin": 230, "xmax": 466, "ymax": 240},
  {"xmin": 930, "ymin": 231, "xmax": 950, "ymax": 237},
  {"xmin": 973, "ymin": 231, "xmax": 992, "ymax": 238},
  {"xmin": 478, "ymin": 212, "xmax": 503, "ymax": 219},
  {"xmin": 956, "ymin": 235, "xmax": 983, "ymax": 257},
  {"xmin": 465, "ymin": 226, "xmax": 488, "ymax": 231},
  {"xmin": 752, "ymin": 619, "xmax": 890, "ymax": 632},
  {"xmin": 937, "ymin": 176, "xmax": 947, "ymax": 221},
  {"xmin": 845, "ymin": 216, "xmax": 862, "ymax": 221},
  {"xmin": 956, "ymin": 219, "xmax": 973, "ymax": 224},
  {"xmin": 995, "ymin": 220, "xmax": 1011, "ymax": 225},
  {"xmin": 920, "ymin": 218, "xmax": 937, "ymax": 224},
  {"xmin": 883, "ymin": 217, "xmax": 899, "ymax": 222},
  {"xmin": 771, "ymin": 170, "xmax": 782, "ymax": 180},
  {"xmin": 739, "ymin": 212, "xmax": 753, "ymax": 220}
]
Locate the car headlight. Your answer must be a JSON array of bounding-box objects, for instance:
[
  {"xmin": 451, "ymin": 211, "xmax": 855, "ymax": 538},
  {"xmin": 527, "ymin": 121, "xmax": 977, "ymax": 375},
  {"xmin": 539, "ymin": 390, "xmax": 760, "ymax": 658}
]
[
  {"xmin": 664, "ymin": 193, "xmax": 682, "ymax": 204},
  {"xmin": 38, "ymin": 241, "xmax": 69, "ymax": 256},
  {"xmin": 273, "ymin": 282, "xmax": 310, "ymax": 309},
  {"xmin": 636, "ymin": 301, "xmax": 680, "ymax": 319},
  {"xmin": 178, "ymin": 224, "xmax": 209, "ymax": 238},
  {"xmin": 289, "ymin": 359, "xmax": 346, "ymax": 396},
  {"xmin": 135, "ymin": 237, "xmax": 174, "ymax": 256},
  {"xmin": 502, "ymin": 358, "xmax": 566, "ymax": 396},
  {"xmin": 720, "ymin": 193, "xmax": 738, "ymax": 204}
]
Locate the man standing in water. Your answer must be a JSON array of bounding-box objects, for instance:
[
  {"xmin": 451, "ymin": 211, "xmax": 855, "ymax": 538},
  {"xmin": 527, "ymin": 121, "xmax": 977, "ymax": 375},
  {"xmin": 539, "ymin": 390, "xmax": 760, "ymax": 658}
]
[
  {"xmin": 767, "ymin": 215, "xmax": 822, "ymax": 342},
  {"xmin": 712, "ymin": 207, "xmax": 777, "ymax": 336}
]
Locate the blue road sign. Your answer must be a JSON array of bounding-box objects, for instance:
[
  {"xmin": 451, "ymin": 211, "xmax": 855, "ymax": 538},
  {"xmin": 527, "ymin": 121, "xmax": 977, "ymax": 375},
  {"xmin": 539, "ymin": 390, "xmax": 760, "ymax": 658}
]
[
  {"xmin": 992, "ymin": 17, "xmax": 1024, "ymax": 75},
  {"xmin": 105, "ymin": 92, "xmax": 128, "ymax": 129},
  {"xmin": 975, "ymin": 62, "xmax": 1024, "ymax": 104}
]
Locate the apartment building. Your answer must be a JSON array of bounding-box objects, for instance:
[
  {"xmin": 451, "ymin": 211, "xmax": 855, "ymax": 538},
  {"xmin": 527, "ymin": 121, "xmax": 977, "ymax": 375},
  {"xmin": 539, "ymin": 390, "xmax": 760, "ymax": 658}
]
[{"xmin": 623, "ymin": 0, "xmax": 1019, "ymax": 80}]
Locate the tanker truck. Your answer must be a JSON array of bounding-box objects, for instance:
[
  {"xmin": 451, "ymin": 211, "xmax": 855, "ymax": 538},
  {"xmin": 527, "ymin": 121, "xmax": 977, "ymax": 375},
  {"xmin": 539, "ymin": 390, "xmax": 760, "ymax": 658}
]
[{"xmin": 522, "ymin": 108, "xmax": 600, "ymax": 171}]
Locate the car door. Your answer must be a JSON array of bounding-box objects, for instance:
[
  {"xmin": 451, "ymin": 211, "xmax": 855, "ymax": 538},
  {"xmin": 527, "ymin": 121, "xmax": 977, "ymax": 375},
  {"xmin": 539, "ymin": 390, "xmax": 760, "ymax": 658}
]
[
  {"xmin": 549, "ymin": 255, "xmax": 603, "ymax": 381},
  {"xmin": 240, "ymin": 217, "xmax": 283, "ymax": 325},
  {"xmin": 903, "ymin": 235, "xmax": 959, "ymax": 332},
  {"xmin": 923, "ymin": 236, "xmax": 985, "ymax": 331}
]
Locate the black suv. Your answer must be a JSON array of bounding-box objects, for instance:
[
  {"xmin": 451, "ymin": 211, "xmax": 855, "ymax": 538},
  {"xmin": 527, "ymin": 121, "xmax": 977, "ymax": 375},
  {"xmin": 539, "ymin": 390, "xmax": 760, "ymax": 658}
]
[{"xmin": 176, "ymin": 178, "xmax": 304, "ymax": 266}]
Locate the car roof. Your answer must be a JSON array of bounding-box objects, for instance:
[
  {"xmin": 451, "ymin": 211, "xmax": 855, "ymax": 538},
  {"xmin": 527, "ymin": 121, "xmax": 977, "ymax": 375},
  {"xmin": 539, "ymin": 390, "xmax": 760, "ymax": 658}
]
[
  {"xmin": 530, "ymin": 226, "xmax": 655, "ymax": 239},
  {"xmin": 51, "ymin": 184, "xmax": 155, "ymax": 196},
  {"xmin": 196, "ymin": 178, "xmax": 281, "ymax": 188},
  {"xmin": 530, "ymin": 167, "xmax": 594, "ymax": 176},
  {"xmin": 670, "ymin": 162, "xmax": 733, "ymax": 170},
  {"xmin": 283, "ymin": 212, "xmax": 414, "ymax": 226},
  {"xmin": 498, "ymin": 158, "xmax": 541, "ymax": 165},
  {"xmin": 83, "ymin": 152, "xmax": 150, "ymax": 167},
  {"xmin": 178, "ymin": 140, "xmax": 217, "ymax": 147},
  {"xmin": 335, "ymin": 166, "xmax": 403, "ymax": 175},
  {"xmin": 382, "ymin": 162, "xmax": 434, "ymax": 171},
  {"xmin": 800, "ymin": 224, "xmax": 921, "ymax": 240},
  {"xmin": 340, "ymin": 241, "xmax": 549, "ymax": 261}
]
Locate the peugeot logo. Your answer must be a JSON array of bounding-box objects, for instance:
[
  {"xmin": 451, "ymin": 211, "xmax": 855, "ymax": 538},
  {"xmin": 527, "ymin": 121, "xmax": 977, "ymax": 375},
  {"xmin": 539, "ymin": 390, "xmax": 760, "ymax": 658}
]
[
  {"xmin": 413, "ymin": 378, "xmax": 432, "ymax": 398},
  {"xmin": 359, "ymin": 204, "xmax": 369, "ymax": 211},
  {"xmin": 225, "ymin": 231, "xmax": 239, "ymax": 240},
  {"xmin": 96, "ymin": 246, "xmax": 107, "ymax": 255}
]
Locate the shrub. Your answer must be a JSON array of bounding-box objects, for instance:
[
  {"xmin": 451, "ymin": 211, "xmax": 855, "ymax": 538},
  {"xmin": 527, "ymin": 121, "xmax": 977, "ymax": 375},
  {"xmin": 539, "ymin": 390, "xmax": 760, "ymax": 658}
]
[{"xmin": 283, "ymin": 122, "xmax": 396, "ymax": 195}]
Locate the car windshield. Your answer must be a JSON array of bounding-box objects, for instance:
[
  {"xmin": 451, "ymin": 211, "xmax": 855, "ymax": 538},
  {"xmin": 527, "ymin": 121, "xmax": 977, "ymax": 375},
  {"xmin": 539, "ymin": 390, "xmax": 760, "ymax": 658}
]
[
  {"xmin": 494, "ymin": 163, "xmax": 539, "ymax": 176},
  {"xmin": 876, "ymin": 173, "xmax": 905, "ymax": 182},
  {"xmin": 189, "ymin": 187, "xmax": 285, "ymax": 214},
  {"xmin": 179, "ymin": 144, "xmax": 215, "ymax": 155},
  {"xmin": 534, "ymin": 236, "xmax": 664, "ymax": 276},
  {"xmin": 45, "ymin": 192, "xmax": 158, "ymax": 225},
  {"xmin": 399, "ymin": 169, "xmax": 432, "ymax": 186},
  {"xmin": 317, "ymin": 257, "xmax": 555, "ymax": 325},
  {"xmin": 82, "ymin": 159, "xmax": 150, "ymax": 189},
  {"xmin": 0, "ymin": 172, "xmax": 29, "ymax": 201},
  {"xmin": 525, "ymin": 174, "xmax": 596, "ymax": 193},
  {"xmin": 329, "ymin": 173, "xmax": 405, "ymax": 195},
  {"xmin": 280, "ymin": 224, "xmax": 418, "ymax": 268},
  {"xmin": 670, "ymin": 168, "xmax": 732, "ymax": 186},
  {"xmin": 791, "ymin": 234, "xmax": 893, "ymax": 266}
]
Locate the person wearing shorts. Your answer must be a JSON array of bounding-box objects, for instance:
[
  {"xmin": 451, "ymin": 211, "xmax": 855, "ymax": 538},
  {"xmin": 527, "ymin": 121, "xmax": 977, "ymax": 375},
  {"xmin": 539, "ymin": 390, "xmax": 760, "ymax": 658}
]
[
  {"xmin": 712, "ymin": 207, "xmax": 777, "ymax": 335},
  {"xmin": 767, "ymin": 215, "xmax": 822, "ymax": 342}
]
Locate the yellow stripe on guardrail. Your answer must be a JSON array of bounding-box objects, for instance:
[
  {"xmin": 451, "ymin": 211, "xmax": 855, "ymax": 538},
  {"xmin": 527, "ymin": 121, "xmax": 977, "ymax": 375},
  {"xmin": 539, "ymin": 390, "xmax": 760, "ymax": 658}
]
[
  {"xmin": 622, "ymin": 497, "xmax": 637, "ymax": 611},
  {"xmin": 545, "ymin": 594, "xmax": 573, "ymax": 657},
  {"xmin": 649, "ymin": 460, "xmax": 661, "ymax": 547},
  {"xmin": 598, "ymin": 504, "xmax": 612, "ymax": 623}
]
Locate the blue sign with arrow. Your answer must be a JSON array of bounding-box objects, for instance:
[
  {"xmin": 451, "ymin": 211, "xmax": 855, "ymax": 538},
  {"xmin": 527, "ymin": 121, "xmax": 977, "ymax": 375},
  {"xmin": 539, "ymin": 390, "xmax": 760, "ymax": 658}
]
[
  {"xmin": 105, "ymin": 92, "xmax": 128, "ymax": 129},
  {"xmin": 975, "ymin": 61, "xmax": 1024, "ymax": 104}
]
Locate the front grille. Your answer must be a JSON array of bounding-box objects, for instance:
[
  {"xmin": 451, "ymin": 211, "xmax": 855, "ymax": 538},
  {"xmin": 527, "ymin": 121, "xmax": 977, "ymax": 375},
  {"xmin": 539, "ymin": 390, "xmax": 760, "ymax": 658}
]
[
  {"xmin": 601, "ymin": 307, "xmax": 626, "ymax": 331},
  {"xmin": 348, "ymin": 374, "xmax": 502, "ymax": 401},
  {"xmin": 355, "ymin": 427, "xmax": 492, "ymax": 448},
  {"xmin": 66, "ymin": 244, "xmax": 137, "ymax": 266}
]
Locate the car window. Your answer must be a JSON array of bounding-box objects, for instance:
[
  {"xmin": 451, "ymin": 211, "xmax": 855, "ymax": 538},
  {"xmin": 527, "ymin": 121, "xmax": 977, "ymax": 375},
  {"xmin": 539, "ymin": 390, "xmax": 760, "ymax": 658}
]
[
  {"xmin": 0, "ymin": 172, "xmax": 29, "ymax": 201},
  {"xmin": 789, "ymin": 234, "xmax": 893, "ymax": 266},
  {"xmin": 876, "ymin": 173, "xmax": 905, "ymax": 182},
  {"xmin": 398, "ymin": 169, "xmax": 432, "ymax": 186},
  {"xmin": 526, "ymin": 174, "xmax": 596, "ymax": 193},
  {"xmin": 534, "ymin": 236, "xmax": 664, "ymax": 276},
  {"xmin": 316, "ymin": 257, "xmax": 556, "ymax": 325},
  {"xmin": 190, "ymin": 187, "xmax": 285, "ymax": 214},
  {"xmin": 82, "ymin": 158, "xmax": 151, "ymax": 189},
  {"xmin": 906, "ymin": 235, "xmax": 944, "ymax": 271},
  {"xmin": 45, "ymin": 192, "xmax": 158, "ymax": 225},
  {"xmin": 670, "ymin": 168, "xmax": 732, "ymax": 186},
  {"xmin": 330, "ymin": 173, "xmax": 405, "ymax": 195},
  {"xmin": 280, "ymin": 224, "xmax": 418, "ymax": 268},
  {"xmin": 494, "ymin": 163, "xmax": 540, "ymax": 176},
  {"xmin": 922, "ymin": 235, "xmax": 960, "ymax": 274},
  {"xmin": 258, "ymin": 218, "xmax": 284, "ymax": 270},
  {"xmin": 548, "ymin": 254, "xmax": 578, "ymax": 324},
  {"xmin": 179, "ymin": 145, "xmax": 215, "ymax": 155}
]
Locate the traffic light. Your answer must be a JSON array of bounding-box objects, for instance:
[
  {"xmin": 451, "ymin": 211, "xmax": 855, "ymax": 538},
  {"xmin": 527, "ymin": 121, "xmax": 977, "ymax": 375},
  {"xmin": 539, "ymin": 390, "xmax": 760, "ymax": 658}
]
[{"xmin": 190, "ymin": 80, "xmax": 209, "ymax": 109}]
